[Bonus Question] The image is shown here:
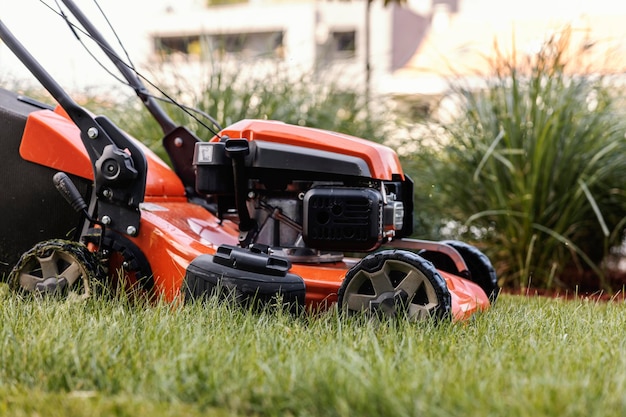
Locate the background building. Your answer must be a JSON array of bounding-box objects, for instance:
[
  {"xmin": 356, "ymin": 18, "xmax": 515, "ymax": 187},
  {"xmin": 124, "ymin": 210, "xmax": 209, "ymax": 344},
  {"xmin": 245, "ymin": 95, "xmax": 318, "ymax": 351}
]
[{"xmin": 2, "ymin": 0, "xmax": 626, "ymax": 99}]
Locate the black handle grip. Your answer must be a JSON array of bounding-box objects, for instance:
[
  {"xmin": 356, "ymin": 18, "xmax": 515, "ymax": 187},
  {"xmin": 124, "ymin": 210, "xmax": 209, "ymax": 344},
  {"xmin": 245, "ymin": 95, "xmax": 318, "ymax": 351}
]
[{"xmin": 53, "ymin": 172, "xmax": 88, "ymax": 213}]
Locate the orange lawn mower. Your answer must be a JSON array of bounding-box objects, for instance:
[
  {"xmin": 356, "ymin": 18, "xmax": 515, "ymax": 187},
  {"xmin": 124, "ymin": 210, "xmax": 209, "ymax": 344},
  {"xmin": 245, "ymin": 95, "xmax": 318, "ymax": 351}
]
[{"xmin": 0, "ymin": 0, "xmax": 498, "ymax": 322}]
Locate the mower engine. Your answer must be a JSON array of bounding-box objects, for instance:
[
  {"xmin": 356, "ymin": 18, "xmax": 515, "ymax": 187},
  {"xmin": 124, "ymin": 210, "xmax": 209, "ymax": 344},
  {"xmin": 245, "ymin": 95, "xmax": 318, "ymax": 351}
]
[{"xmin": 193, "ymin": 120, "xmax": 413, "ymax": 262}]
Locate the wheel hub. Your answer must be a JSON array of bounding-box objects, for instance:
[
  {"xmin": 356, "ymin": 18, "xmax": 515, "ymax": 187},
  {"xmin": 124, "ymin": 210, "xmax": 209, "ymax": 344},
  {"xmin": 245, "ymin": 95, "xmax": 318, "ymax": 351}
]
[
  {"xmin": 35, "ymin": 276, "xmax": 68, "ymax": 294},
  {"xmin": 369, "ymin": 289, "xmax": 409, "ymax": 317}
]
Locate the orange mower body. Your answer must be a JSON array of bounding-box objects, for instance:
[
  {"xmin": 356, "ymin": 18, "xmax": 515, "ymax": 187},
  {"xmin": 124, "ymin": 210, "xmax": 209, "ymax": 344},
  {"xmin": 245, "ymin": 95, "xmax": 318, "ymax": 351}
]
[
  {"xmin": 0, "ymin": 3, "xmax": 497, "ymax": 322},
  {"xmin": 16, "ymin": 106, "xmax": 493, "ymax": 321}
]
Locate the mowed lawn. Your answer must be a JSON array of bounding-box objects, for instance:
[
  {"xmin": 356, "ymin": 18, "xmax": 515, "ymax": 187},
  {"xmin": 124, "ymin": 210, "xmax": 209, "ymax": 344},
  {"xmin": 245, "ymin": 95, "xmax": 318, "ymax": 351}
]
[{"xmin": 1, "ymin": 285, "xmax": 625, "ymax": 417}]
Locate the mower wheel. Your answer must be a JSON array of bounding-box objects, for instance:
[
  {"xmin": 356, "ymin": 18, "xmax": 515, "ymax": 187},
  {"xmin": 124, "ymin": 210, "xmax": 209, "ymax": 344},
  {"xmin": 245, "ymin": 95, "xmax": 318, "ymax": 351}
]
[
  {"xmin": 419, "ymin": 240, "xmax": 499, "ymax": 302},
  {"xmin": 338, "ymin": 250, "xmax": 451, "ymax": 321},
  {"xmin": 8, "ymin": 239, "xmax": 104, "ymax": 298}
]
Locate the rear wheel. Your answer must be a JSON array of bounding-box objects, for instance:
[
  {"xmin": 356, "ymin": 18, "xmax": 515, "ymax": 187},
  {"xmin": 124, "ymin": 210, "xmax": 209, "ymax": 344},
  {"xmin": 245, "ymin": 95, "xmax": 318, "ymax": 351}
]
[
  {"xmin": 8, "ymin": 239, "xmax": 103, "ymax": 298},
  {"xmin": 338, "ymin": 250, "xmax": 451, "ymax": 321},
  {"xmin": 419, "ymin": 240, "xmax": 499, "ymax": 302}
]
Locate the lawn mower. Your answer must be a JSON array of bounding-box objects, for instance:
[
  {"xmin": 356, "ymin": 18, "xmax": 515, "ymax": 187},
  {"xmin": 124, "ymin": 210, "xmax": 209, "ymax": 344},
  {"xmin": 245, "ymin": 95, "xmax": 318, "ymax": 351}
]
[{"xmin": 0, "ymin": 0, "xmax": 498, "ymax": 322}]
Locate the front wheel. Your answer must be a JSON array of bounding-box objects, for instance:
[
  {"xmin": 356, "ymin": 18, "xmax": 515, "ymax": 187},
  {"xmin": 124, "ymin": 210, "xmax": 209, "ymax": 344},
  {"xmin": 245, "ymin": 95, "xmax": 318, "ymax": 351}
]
[
  {"xmin": 8, "ymin": 239, "xmax": 103, "ymax": 298},
  {"xmin": 338, "ymin": 250, "xmax": 451, "ymax": 321}
]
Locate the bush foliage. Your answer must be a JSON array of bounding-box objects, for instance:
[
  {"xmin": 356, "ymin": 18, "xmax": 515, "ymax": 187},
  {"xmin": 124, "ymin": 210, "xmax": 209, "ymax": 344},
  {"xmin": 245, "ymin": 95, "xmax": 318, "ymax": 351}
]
[{"xmin": 404, "ymin": 28, "xmax": 626, "ymax": 290}]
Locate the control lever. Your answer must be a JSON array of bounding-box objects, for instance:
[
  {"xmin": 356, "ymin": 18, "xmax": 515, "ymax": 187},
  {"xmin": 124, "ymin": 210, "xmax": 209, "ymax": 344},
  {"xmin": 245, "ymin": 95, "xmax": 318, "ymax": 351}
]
[
  {"xmin": 53, "ymin": 172, "xmax": 88, "ymax": 214},
  {"xmin": 224, "ymin": 138, "xmax": 257, "ymax": 246},
  {"xmin": 53, "ymin": 171, "xmax": 106, "ymax": 248}
]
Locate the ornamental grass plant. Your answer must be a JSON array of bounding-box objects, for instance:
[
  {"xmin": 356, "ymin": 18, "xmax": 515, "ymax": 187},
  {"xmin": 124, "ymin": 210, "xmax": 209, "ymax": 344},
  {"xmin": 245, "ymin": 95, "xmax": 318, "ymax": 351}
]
[
  {"xmin": 404, "ymin": 27, "xmax": 626, "ymax": 291},
  {"xmin": 106, "ymin": 62, "xmax": 391, "ymax": 163}
]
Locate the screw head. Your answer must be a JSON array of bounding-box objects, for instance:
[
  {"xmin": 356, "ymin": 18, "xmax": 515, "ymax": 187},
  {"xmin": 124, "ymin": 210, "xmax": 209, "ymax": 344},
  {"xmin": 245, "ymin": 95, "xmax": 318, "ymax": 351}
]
[
  {"xmin": 101, "ymin": 215, "xmax": 112, "ymax": 225},
  {"xmin": 87, "ymin": 127, "xmax": 99, "ymax": 139},
  {"xmin": 126, "ymin": 225, "xmax": 137, "ymax": 236}
]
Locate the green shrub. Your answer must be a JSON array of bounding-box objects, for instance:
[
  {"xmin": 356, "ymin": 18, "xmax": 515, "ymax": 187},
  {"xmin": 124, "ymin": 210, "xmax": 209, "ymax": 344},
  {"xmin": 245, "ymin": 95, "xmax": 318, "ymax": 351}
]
[{"xmin": 403, "ymin": 28, "xmax": 626, "ymax": 290}]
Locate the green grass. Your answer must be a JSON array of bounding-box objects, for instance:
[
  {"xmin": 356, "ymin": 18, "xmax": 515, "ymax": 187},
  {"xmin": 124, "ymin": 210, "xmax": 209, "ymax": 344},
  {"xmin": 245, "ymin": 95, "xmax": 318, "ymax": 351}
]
[{"xmin": 2, "ymin": 286, "xmax": 626, "ymax": 417}]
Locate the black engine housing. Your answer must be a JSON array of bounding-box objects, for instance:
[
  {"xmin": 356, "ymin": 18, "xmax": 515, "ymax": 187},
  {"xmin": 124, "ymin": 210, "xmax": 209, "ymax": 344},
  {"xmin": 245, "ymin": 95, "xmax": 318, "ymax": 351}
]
[
  {"xmin": 303, "ymin": 187, "xmax": 383, "ymax": 251},
  {"xmin": 193, "ymin": 137, "xmax": 413, "ymax": 255}
]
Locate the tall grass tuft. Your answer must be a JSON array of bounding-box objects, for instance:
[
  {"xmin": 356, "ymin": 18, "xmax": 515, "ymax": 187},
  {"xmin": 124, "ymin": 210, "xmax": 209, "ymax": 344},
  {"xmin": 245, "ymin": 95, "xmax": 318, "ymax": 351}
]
[
  {"xmin": 106, "ymin": 62, "xmax": 392, "ymax": 164},
  {"xmin": 404, "ymin": 27, "xmax": 626, "ymax": 290}
]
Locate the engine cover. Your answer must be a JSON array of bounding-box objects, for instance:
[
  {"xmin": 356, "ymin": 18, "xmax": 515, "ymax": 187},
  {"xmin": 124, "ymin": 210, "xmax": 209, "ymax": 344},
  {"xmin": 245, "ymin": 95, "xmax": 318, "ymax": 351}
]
[
  {"xmin": 303, "ymin": 187, "xmax": 382, "ymax": 251},
  {"xmin": 192, "ymin": 133, "xmax": 413, "ymax": 260}
]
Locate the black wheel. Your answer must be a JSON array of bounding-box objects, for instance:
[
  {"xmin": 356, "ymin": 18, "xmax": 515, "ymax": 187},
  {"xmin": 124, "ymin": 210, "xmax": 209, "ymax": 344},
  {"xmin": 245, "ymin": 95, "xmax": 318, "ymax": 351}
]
[
  {"xmin": 338, "ymin": 250, "xmax": 451, "ymax": 321},
  {"xmin": 183, "ymin": 246, "xmax": 306, "ymax": 313},
  {"xmin": 8, "ymin": 239, "xmax": 103, "ymax": 298},
  {"xmin": 419, "ymin": 240, "xmax": 499, "ymax": 302}
]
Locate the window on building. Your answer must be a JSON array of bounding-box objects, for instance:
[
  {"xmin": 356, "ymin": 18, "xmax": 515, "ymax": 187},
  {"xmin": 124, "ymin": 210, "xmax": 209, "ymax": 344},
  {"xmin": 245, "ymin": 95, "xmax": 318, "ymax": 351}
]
[
  {"xmin": 332, "ymin": 31, "xmax": 356, "ymax": 57},
  {"xmin": 209, "ymin": 31, "xmax": 284, "ymax": 58},
  {"xmin": 316, "ymin": 29, "xmax": 357, "ymax": 63},
  {"xmin": 154, "ymin": 31, "xmax": 284, "ymax": 60},
  {"xmin": 154, "ymin": 35, "xmax": 203, "ymax": 58},
  {"xmin": 206, "ymin": 0, "xmax": 248, "ymax": 6}
]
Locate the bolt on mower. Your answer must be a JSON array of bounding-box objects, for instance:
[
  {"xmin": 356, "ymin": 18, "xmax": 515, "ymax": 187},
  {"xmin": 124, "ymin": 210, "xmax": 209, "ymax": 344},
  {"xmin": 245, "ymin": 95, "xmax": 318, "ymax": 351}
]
[{"xmin": 0, "ymin": 0, "xmax": 498, "ymax": 322}]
